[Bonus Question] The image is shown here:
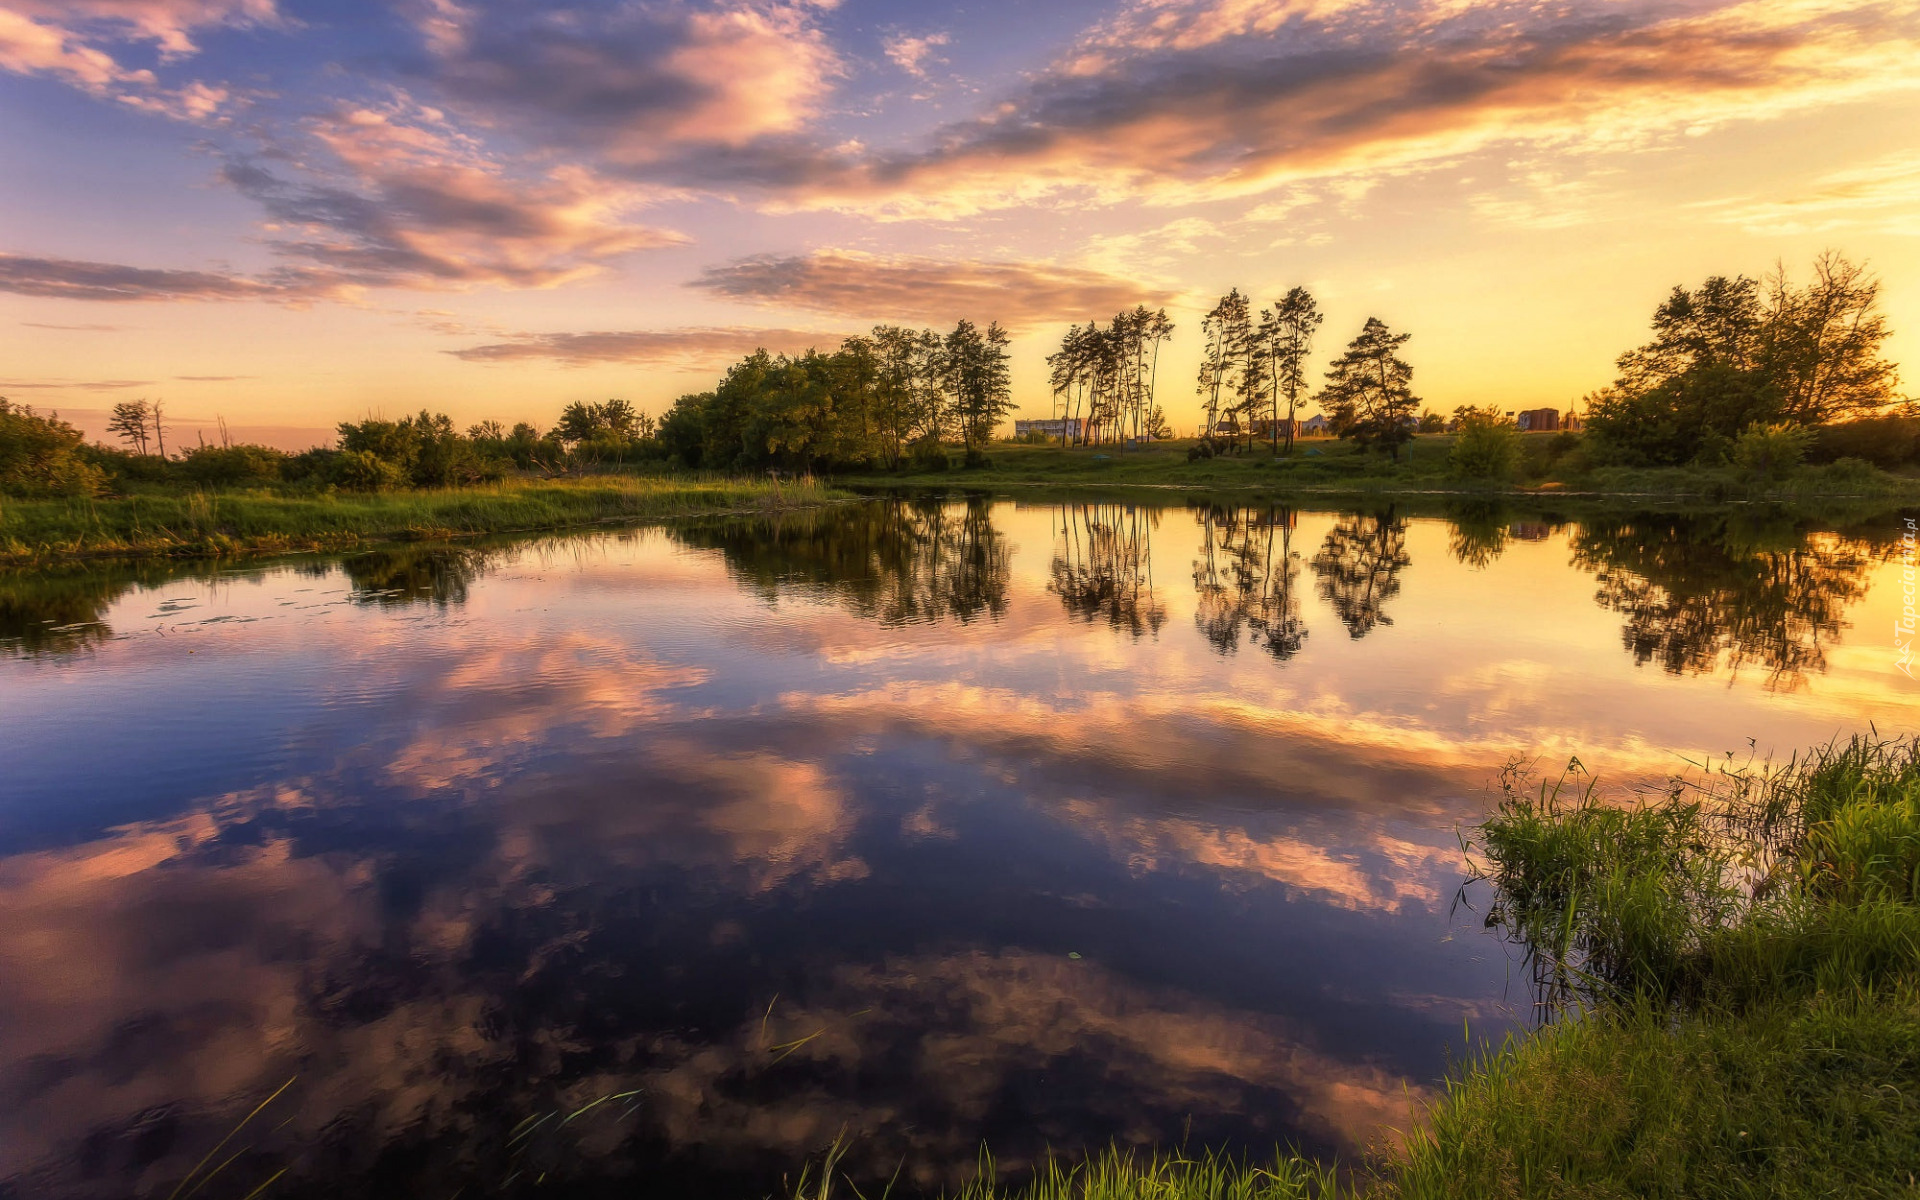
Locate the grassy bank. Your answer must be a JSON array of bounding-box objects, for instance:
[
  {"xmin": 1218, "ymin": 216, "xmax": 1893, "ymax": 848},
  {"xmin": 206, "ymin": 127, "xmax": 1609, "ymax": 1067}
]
[
  {"xmin": 843, "ymin": 437, "xmax": 1920, "ymax": 505},
  {"xmin": 792, "ymin": 738, "xmax": 1920, "ymax": 1199},
  {"xmin": 0, "ymin": 474, "xmax": 844, "ymax": 565}
]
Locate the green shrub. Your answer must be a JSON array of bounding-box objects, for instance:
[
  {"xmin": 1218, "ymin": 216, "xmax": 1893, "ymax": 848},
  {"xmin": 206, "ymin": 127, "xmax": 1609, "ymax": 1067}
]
[
  {"xmin": 0, "ymin": 399, "xmax": 106, "ymax": 498},
  {"xmin": 178, "ymin": 442, "xmax": 288, "ymax": 487},
  {"xmin": 1585, "ymin": 365, "xmax": 1782, "ymax": 467},
  {"xmin": 908, "ymin": 438, "xmax": 951, "ymax": 472},
  {"xmin": 282, "ymin": 447, "xmax": 338, "ymax": 483},
  {"xmin": 327, "ymin": 448, "xmax": 408, "ymax": 491},
  {"xmin": 1730, "ymin": 422, "xmax": 1811, "ymax": 482},
  {"xmin": 1449, "ymin": 409, "xmax": 1521, "ymax": 481},
  {"xmin": 1811, "ymin": 412, "xmax": 1920, "ymax": 468},
  {"xmin": 76, "ymin": 443, "xmax": 159, "ymax": 482},
  {"xmin": 1798, "ymin": 456, "xmax": 1882, "ymax": 492}
]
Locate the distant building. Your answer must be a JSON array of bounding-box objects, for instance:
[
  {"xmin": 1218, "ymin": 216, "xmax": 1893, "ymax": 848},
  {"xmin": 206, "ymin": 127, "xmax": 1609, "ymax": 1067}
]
[
  {"xmin": 1516, "ymin": 407, "xmax": 1560, "ymax": 432},
  {"xmin": 1014, "ymin": 418, "xmax": 1087, "ymax": 440},
  {"xmin": 1246, "ymin": 418, "xmax": 1306, "ymax": 440},
  {"xmin": 1302, "ymin": 414, "xmax": 1330, "ymax": 434}
]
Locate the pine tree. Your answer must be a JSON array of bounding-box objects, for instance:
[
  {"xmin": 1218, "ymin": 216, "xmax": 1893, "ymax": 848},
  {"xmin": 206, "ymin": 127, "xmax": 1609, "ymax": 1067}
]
[{"xmin": 1318, "ymin": 317, "xmax": 1419, "ymax": 461}]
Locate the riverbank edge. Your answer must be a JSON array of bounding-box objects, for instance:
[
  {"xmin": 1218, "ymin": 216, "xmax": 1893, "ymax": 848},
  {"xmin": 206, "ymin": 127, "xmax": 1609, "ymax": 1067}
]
[
  {"xmin": 0, "ymin": 477, "xmax": 853, "ymax": 567},
  {"xmin": 844, "ymin": 478, "xmax": 1917, "ymax": 530}
]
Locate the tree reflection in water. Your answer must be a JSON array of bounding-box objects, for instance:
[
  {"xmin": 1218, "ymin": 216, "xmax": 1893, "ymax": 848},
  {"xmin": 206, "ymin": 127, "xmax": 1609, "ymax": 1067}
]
[
  {"xmin": 1311, "ymin": 510, "xmax": 1411, "ymax": 639},
  {"xmin": 343, "ymin": 545, "xmax": 489, "ymax": 607},
  {"xmin": 1190, "ymin": 504, "xmax": 1308, "ymax": 659},
  {"xmin": 673, "ymin": 496, "xmax": 1012, "ymax": 625},
  {"xmin": 0, "ymin": 559, "xmax": 269, "ymax": 656},
  {"xmin": 1445, "ymin": 500, "xmax": 1509, "ymax": 570},
  {"xmin": 1049, "ymin": 502, "xmax": 1166, "ymax": 638},
  {"xmin": 1571, "ymin": 513, "xmax": 1877, "ymax": 690},
  {"xmin": 1, "ymin": 566, "xmax": 140, "ymax": 656}
]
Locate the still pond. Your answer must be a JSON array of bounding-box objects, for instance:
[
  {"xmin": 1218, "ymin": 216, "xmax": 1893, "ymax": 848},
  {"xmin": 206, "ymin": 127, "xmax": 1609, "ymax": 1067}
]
[{"xmin": 1, "ymin": 495, "xmax": 1914, "ymax": 1198}]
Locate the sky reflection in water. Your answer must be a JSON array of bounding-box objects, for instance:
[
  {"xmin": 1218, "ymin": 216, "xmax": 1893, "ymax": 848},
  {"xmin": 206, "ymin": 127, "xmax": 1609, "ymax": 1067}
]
[{"xmin": 0, "ymin": 498, "xmax": 1914, "ymax": 1198}]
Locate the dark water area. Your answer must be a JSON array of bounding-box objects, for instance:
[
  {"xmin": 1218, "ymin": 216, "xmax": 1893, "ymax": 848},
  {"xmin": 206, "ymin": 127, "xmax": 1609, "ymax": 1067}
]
[{"xmin": 1, "ymin": 496, "xmax": 1914, "ymax": 1198}]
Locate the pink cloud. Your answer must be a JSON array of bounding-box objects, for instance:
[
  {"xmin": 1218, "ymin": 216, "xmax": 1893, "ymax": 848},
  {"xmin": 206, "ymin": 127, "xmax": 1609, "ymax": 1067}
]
[
  {"xmin": 0, "ymin": 0, "xmax": 269, "ymax": 118},
  {"xmin": 701, "ymin": 0, "xmax": 1920, "ymax": 216},
  {"xmin": 883, "ymin": 30, "xmax": 949, "ymax": 79},
  {"xmin": 689, "ymin": 250, "xmax": 1180, "ymax": 329},
  {"xmin": 448, "ymin": 327, "xmax": 840, "ymax": 368},
  {"xmin": 224, "ymin": 101, "xmax": 688, "ymax": 291},
  {"xmin": 0, "ymin": 253, "xmax": 295, "ymax": 301},
  {"xmin": 420, "ymin": 0, "xmax": 842, "ymax": 162},
  {"xmin": 5, "ymin": 0, "xmax": 276, "ymax": 59},
  {"xmin": 0, "ymin": 7, "xmax": 154, "ymax": 91}
]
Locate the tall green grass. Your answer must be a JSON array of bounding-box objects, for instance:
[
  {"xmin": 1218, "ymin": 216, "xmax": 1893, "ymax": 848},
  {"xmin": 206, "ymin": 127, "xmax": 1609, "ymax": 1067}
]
[
  {"xmin": 1468, "ymin": 738, "xmax": 1920, "ymax": 1011},
  {"xmin": 1382, "ymin": 985, "xmax": 1920, "ymax": 1199},
  {"xmin": 789, "ymin": 1144, "xmax": 1344, "ymax": 1200},
  {"xmin": 0, "ymin": 474, "xmax": 844, "ymax": 563}
]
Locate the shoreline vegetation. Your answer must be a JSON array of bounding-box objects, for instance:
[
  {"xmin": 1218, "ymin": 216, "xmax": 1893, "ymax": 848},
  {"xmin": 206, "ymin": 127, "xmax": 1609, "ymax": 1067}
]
[
  {"xmin": 787, "ymin": 737, "xmax": 1920, "ymax": 1199},
  {"xmin": 3, "ymin": 451, "xmax": 1909, "ymax": 567},
  {"xmin": 6, "ymin": 435, "xmax": 1912, "ymax": 566},
  {"xmin": 838, "ymin": 435, "xmax": 1920, "ymax": 505},
  {"xmin": 0, "ymin": 474, "xmax": 844, "ymax": 566}
]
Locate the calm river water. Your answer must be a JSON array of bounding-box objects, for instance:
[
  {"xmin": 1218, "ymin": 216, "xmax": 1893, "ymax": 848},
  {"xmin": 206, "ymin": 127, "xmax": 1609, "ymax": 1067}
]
[{"xmin": 1, "ymin": 496, "xmax": 1914, "ymax": 1198}]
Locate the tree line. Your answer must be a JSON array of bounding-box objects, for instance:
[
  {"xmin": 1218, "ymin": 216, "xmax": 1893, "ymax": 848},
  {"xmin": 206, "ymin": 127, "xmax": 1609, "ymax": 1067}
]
[
  {"xmin": 0, "ymin": 315, "xmax": 1017, "ymax": 498},
  {"xmin": 1045, "ymin": 307, "xmax": 1177, "ymax": 445},
  {"xmin": 1045, "ymin": 288, "xmax": 1427, "ymax": 461},
  {"xmin": 657, "ymin": 320, "xmax": 1013, "ymax": 471},
  {"xmin": 0, "ymin": 395, "xmax": 662, "ymax": 497}
]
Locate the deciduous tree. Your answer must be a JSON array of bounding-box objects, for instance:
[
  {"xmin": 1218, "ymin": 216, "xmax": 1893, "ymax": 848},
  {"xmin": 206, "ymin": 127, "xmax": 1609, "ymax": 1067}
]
[{"xmin": 108, "ymin": 399, "xmax": 152, "ymax": 455}]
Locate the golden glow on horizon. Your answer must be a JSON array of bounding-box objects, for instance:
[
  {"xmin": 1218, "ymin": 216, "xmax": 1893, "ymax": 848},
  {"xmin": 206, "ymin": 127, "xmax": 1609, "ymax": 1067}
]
[{"xmin": 0, "ymin": 0, "xmax": 1916, "ymax": 446}]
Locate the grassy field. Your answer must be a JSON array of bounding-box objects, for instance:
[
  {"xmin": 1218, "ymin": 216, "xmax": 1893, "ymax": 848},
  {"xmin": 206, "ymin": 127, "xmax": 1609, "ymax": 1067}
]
[
  {"xmin": 0, "ymin": 474, "xmax": 844, "ymax": 564},
  {"xmin": 845, "ymin": 436, "xmax": 1920, "ymax": 503},
  {"xmin": 787, "ymin": 737, "xmax": 1920, "ymax": 1200}
]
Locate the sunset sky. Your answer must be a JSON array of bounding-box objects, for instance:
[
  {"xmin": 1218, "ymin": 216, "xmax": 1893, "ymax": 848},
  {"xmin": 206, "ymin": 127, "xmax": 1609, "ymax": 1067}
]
[{"xmin": 2, "ymin": 0, "xmax": 1916, "ymax": 448}]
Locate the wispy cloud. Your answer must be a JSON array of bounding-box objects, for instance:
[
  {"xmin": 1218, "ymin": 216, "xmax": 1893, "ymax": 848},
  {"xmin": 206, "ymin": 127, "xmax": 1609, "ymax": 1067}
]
[
  {"xmin": 0, "ymin": 0, "xmax": 265, "ymax": 119},
  {"xmin": 0, "ymin": 253, "xmax": 297, "ymax": 301},
  {"xmin": 883, "ymin": 30, "xmax": 949, "ymax": 79},
  {"xmin": 1699, "ymin": 149, "xmax": 1920, "ymax": 235},
  {"xmin": 222, "ymin": 101, "xmax": 688, "ymax": 292},
  {"xmin": 0, "ymin": 378, "xmax": 154, "ymax": 390},
  {"xmin": 6, "ymin": 0, "xmax": 277, "ymax": 59},
  {"xmin": 447, "ymin": 327, "xmax": 837, "ymax": 367},
  {"xmin": 690, "ymin": 250, "xmax": 1179, "ymax": 328}
]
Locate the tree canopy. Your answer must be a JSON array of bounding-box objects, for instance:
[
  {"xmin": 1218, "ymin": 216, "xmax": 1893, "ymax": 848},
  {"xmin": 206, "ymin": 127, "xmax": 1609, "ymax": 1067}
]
[{"xmin": 1589, "ymin": 252, "xmax": 1899, "ymax": 465}]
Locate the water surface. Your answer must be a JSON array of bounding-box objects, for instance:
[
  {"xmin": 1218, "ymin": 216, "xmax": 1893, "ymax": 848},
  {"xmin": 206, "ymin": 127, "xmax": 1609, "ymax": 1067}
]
[{"xmin": 1, "ymin": 496, "xmax": 1912, "ymax": 1198}]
